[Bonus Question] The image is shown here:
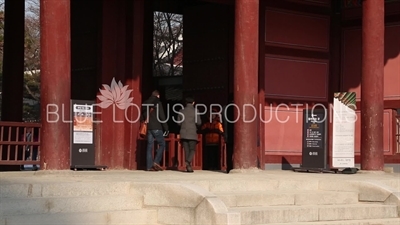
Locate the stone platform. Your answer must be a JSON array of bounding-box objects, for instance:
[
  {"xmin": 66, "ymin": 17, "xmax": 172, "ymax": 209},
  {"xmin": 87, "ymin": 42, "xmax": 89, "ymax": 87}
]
[{"xmin": 1, "ymin": 169, "xmax": 399, "ymax": 225}]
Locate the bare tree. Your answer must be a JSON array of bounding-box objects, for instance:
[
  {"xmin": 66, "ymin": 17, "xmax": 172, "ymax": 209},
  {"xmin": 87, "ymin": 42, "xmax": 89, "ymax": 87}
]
[
  {"xmin": 0, "ymin": 0, "xmax": 40, "ymax": 121},
  {"xmin": 24, "ymin": 0, "xmax": 40, "ymax": 74},
  {"xmin": 0, "ymin": 0, "xmax": 4, "ymax": 70},
  {"xmin": 23, "ymin": 0, "xmax": 40, "ymax": 121},
  {"xmin": 153, "ymin": 11, "xmax": 183, "ymax": 77}
]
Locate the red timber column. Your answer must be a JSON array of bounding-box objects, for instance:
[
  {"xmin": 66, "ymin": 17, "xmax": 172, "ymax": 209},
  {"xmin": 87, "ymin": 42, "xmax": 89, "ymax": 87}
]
[
  {"xmin": 99, "ymin": 0, "xmax": 127, "ymax": 169},
  {"xmin": 40, "ymin": 0, "xmax": 71, "ymax": 169},
  {"xmin": 1, "ymin": 0, "xmax": 24, "ymax": 122},
  {"xmin": 233, "ymin": 0, "xmax": 259, "ymax": 170},
  {"xmin": 98, "ymin": 0, "xmax": 147, "ymax": 170},
  {"xmin": 124, "ymin": 0, "xmax": 146, "ymax": 169},
  {"xmin": 361, "ymin": 0, "xmax": 385, "ymax": 171},
  {"xmin": 257, "ymin": 0, "xmax": 266, "ymax": 169}
]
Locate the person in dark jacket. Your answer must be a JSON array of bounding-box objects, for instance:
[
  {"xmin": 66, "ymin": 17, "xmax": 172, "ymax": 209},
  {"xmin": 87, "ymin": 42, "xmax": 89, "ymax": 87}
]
[
  {"xmin": 141, "ymin": 90, "xmax": 169, "ymax": 171},
  {"xmin": 177, "ymin": 96, "xmax": 202, "ymax": 172}
]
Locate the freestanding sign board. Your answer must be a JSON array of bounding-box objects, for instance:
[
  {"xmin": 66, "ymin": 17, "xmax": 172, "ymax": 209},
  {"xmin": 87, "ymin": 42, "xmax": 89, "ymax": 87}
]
[
  {"xmin": 70, "ymin": 100, "xmax": 106, "ymax": 170},
  {"xmin": 332, "ymin": 92, "xmax": 356, "ymax": 168},
  {"xmin": 301, "ymin": 108, "xmax": 328, "ymax": 169}
]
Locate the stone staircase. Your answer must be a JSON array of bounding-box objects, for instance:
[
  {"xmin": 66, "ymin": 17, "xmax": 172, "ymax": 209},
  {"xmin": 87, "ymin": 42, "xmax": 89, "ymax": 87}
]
[
  {"xmin": 0, "ymin": 181, "xmax": 158, "ymax": 225},
  {"xmin": 0, "ymin": 173, "xmax": 399, "ymax": 225},
  {"xmin": 216, "ymin": 190, "xmax": 399, "ymax": 224},
  {"xmin": 209, "ymin": 177, "xmax": 400, "ymax": 225}
]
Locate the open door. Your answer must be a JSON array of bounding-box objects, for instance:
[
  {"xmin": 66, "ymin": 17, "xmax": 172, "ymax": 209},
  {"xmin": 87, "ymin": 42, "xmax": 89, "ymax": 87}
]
[
  {"xmin": 183, "ymin": 3, "xmax": 234, "ymax": 107},
  {"xmin": 183, "ymin": 2, "xmax": 234, "ymax": 170}
]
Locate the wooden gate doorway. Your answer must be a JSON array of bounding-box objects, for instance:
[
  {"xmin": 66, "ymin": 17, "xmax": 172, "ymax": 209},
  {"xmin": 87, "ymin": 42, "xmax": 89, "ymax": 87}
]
[
  {"xmin": 183, "ymin": 3, "xmax": 234, "ymax": 107},
  {"xmin": 153, "ymin": 0, "xmax": 234, "ymax": 171},
  {"xmin": 183, "ymin": 2, "xmax": 234, "ymax": 170}
]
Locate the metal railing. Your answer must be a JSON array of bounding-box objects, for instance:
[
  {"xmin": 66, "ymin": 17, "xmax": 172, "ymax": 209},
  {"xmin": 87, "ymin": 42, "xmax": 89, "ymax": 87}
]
[
  {"xmin": 138, "ymin": 133, "xmax": 206, "ymax": 170},
  {"xmin": 0, "ymin": 121, "xmax": 227, "ymax": 171},
  {"xmin": 138, "ymin": 133, "xmax": 227, "ymax": 171},
  {"xmin": 0, "ymin": 122, "xmax": 41, "ymax": 166}
]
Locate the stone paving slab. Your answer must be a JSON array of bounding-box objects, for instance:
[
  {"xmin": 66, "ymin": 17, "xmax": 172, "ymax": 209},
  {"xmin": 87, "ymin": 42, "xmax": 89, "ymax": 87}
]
[
  {"xmin": 0, "ymin": 169, "xmax": 399, "ymax": 225},
  {"xmin": 0, "ymin": 169, "xmax": 399, "ymax": 188}
]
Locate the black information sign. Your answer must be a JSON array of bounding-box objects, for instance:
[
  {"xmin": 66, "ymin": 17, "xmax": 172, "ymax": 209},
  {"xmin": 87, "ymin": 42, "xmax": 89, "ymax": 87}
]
[
  {"xmin": 70, "ymin": 100, "xmax": 106, "ymax": 170},
  {"xmin": 301, "ymin": 108, "xmax": 327, "ymax": 169}
]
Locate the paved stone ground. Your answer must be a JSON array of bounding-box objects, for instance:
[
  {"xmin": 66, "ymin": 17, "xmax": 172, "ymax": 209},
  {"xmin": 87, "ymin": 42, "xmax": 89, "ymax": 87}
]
[
  {"xmin": 1, "ymin": 169, "xmax": 399, "ymax": 187},
  {"xmin": 1, "ymin": 169, "xmax": 400, "ymax": 225}
]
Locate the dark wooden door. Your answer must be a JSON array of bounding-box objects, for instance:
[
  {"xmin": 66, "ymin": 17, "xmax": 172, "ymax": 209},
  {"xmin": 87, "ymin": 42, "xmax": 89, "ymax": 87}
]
[
  {"xmin": 183, "ymin": 3, "xmax": 234, "ymax": 170},
  {"xmin": 183, "ymin": 3, "xmax": 233, "ymax": 107}
]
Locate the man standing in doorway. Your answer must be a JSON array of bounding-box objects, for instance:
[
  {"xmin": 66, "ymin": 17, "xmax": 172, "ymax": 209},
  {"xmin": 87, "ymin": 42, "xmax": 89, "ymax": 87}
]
[
  {"xmin": 141, "ymin": 90, "xmax": 169, "ymax": 171},
  {"xmin": 177, "ymin": 96, "xmax": 202, "ymax": 172}
]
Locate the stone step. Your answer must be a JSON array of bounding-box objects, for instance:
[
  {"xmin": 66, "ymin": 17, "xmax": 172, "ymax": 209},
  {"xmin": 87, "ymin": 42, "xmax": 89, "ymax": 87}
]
[
  {"xmin": 0, "ymin": 194, "xmax": 143, "ymax": 216},
  {"xmin": 207, "ymin": 179, "xmax": 320, "ymax": 192},
  {"xmin": 0, "ymin": 181, "xmax": 131, "ymax": 198},
  {"xmin": 229, "ymin": 203, "xmax": 398, "ymax": 224},
  {"xmin": 0, "ymin": 209, "xmax": 158, "ymax": 225},
  {"xmin": 216, "ymin": 190, "xmax": 359, "ymax": 207},
  {"xmin": 265, "ymin": 217, "xmax": 400, "ymax": 225}
]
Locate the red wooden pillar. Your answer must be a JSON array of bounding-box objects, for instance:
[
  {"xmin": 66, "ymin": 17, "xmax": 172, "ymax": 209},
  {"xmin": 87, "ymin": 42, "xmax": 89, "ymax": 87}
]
[
  {"xmin": 40, "ymin": 0, "xmax": 71, "ymax": 170},
  {"xmin": 361, "ymin": 0, "xmax": 385, "ymax": 171},
  {"xmin": 124, "ymin": 0, "xmax": 146, "ymax": 170},
  {"xmin": 328, "ymin": 0, "xmax": 342, "ymax": 166},
  {"xmin": 1, "ymin": 0, "xmax": 24, "ymax": 122},
  {"xmin": 99, "ymin": 0, "xmax": 127, "ymax": 169},
  {"xmin": 233, "ymin": 0, "xmax": 259, "ymax": 170},
  {"xmin": 258, "ymin": 0, "xmax": 266, "ymax": 169}
]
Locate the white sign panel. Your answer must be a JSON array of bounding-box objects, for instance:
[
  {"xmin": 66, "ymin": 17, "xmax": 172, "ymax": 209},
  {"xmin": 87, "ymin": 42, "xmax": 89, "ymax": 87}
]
[
  {"xmin": 332, "ymin": 92, "xmax": 356, "ymax": 168},
  {"xmin": 73, "ymin": 104, "xmax": 93, "ymax": 144},
  {"xmin": 73, "ymin": 131, "xmax": 93, "ymax": 144}
]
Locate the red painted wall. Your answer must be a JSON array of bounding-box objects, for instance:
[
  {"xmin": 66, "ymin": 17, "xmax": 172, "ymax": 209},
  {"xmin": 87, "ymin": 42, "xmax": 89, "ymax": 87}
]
[
  {"xmin": 265, "ymin": 10, "xmax": 330, "ymax": 51},
  {"xmin": 264, "ymin": 105, "xmax": 303, "ymax": 156},
  {"xmin": 265, "ymin": 57, "xmax": 329, "ymax": 101},
  {"xmin": 264, "ymin": 9, "xmax": 330, "ymax": 102},
  {"xmin": 262, "ymin": 1, "xmax": 331, "ymax": 164},
  {"xmin": 261, "ymin": 0, "xmax": 400, "ymax": 165},
  {"xmin": 341, "ymin": 25, "xmax": 400, "ymax": 104},
  {"xmin": 263, "ymin": 107, "xmax": 396, "ymax": 162}
]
